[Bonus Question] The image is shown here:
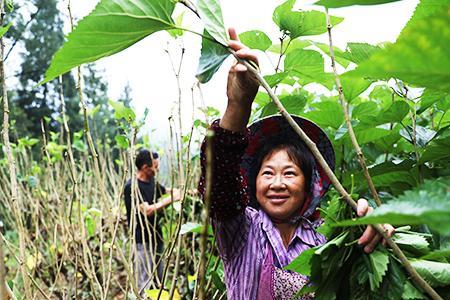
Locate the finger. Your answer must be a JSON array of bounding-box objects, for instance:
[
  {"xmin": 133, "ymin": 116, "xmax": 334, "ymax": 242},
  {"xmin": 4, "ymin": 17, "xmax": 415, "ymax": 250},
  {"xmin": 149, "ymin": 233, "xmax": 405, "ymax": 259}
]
[
  {"xmin": 228, "ymin": 40, "xmax": 248, "ymax": 52},
  {"xmin": 364, "ymin": 232, "xmax": 383, "ymax": 254},
  {"xmin": 357, "ymin": 198, "xmax": 369, "ymax": 217},
  {"xmin": 358, "ymin": 224, "xmax": 376, "ymax": 246},
  {"xmin": 228, "ymin": 27, "xmax": 239, "ymax": 41},
  {"xmin": 234, "ymin": 48, "xmax": 259, "ymax": 66}
]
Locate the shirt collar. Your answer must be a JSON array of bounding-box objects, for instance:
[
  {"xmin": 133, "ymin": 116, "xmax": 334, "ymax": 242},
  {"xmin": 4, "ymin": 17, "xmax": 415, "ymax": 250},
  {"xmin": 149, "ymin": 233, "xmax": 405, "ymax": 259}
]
[{"xmin": 258, "ymin": 209, "xmax": 319, "ymax": 247}]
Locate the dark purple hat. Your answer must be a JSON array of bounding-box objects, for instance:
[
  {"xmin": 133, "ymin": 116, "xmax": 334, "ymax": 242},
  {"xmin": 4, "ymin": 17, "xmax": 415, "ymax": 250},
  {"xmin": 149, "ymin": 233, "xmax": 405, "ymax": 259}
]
[{"xmin": 240, "ymin": 115, "xmax": 335, "ymax": 220}]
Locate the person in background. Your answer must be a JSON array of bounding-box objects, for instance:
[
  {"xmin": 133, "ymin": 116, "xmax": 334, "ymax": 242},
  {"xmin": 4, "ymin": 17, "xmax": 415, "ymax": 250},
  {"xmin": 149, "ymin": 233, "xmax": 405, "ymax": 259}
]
[
  {"xmin": 124, "ymin": 149, "xmax": 180, "ymax": 292},
  {"xmin": 198, "ymin": 28, "xmax": 395, "ymax": 299}
]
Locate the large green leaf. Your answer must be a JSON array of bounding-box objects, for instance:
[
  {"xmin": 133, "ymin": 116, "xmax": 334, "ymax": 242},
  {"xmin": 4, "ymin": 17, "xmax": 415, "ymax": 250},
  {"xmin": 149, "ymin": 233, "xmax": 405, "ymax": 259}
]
[
  {"xmin": 197, "ymin": 0, "xmax": 228, "ymax": 45},
  {"xmin": 285, "ymin": 49, "xmax": 335, "ymax": 89},
  {"xmin": 285, "ymin": 247, "xmax": 315, "ymax": 275},
  {"xmin": 420, "ymin": 136, "xmax": 450, "ymax": 163},
  {"xmin": 353, "ymin": 6, "xmax": 450, "ymax": 92},
  {"xmin": 273, "ymin": 0, "xmax": 343, "ymax": 39},
  {"xmin": 410, "ymin": 259, "xmax": 450, "ymax": 287},
  {"xmin": 336, "ymin": 178, "xmax": 450, "ymax": 235},
  {"xmin": 239, "ymin": 30, "xmax": 272, "ymax": 51},
  {"xmin": 392, "ymin": 232, "xmax": 430, "ymax": 256},
  {"xmin": 403, "ymin": 0, "xmax": 450, "ymax": 31},
  {"xmin": 340, "ymin": 72, "xmax": 372, "ymax": 102},
  {"xmin": 43, "ymin": 0, "xmax": 176, "ymax": 84},
  {"xmin": 314, "ymin": 0, "xmax": 402, "ymax": 8},
  {"xmin": 305, "ymin": 100, "xmax": 344, "ymax": 129},
  {"xmin": 418, "ymin": 89, "xmax": 449, "ymax": 114},
  {"xmin": 361, "ymin": 101, "xmax": 410, "ymax": 126},
  {"xmin": 196, "ymin": 30, "xmax": 230, "ymax": 83}
]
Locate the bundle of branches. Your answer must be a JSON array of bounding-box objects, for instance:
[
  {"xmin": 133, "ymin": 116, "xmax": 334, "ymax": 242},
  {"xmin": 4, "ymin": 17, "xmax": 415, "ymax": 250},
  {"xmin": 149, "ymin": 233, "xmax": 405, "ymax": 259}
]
[{"xmin": 287, "ymin": 178, "xmax": 450, "ymax": 299}]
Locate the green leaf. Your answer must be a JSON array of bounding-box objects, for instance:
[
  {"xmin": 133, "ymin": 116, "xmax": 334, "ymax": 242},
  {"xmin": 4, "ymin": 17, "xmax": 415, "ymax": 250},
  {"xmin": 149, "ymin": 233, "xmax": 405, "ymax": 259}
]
[
  {"xmin": 196, "ymin": 30, "xmax": 230, "ymax": 83},
  {"xmin": 418, "ymin": 89, "xmax": 448, "ymax": 114},
  {"xmin": 285, "ymin": 247, "xmax": 315, "ymax": 275},
  {"xmin": 367, "ymin": 249, "xmax": 390, "ymax": 290},
  {"xmin": 352, "ymin": 101, "xmax": 378, "ymax": 119},
  {"xmin": 0, "ymin": 23, "xmax": 12, "ymax": 38},
  {"xmin": 403, "ymin": 0, "xmax": 450, "ymax": 31},
  {"xmin": 43, "ymin": 0, "xmax": 176, "ymax": 84},
  {"xmin": 420, "ymin": 136, "xmax": 450, "ymax": 163},
  {"xmin": 197, "ymin": 0, "xmax": 228, "ymax": 45},
  {"xmin": 362, "ymin": 101, "xmax": 410, "ymax": 126},
  {"xmin": 239, "ymin": 30, "xmax": 272, "ymax": 51},
  {"xmin": 85, "ymin": 215, "xmax": 96, "ymax": 237},
  {"xmin": 312, "ymin": 42, "xmax": 351, "ymax": 68},
  {"xmin": 410, "ymin": 259, "xmax": 450, "ymax": 287},
  {"xmin": 353, "ymin": 6, "xmax": 450, "ymax": 92},
  {"xmin": 336, "ymin": 178, "xmax": 450, "ymax": 235},
  {"xmin": 180, "ymin": 222, "xmax": 213, "ymax": 236},
  {"xmin": 314, "ymin": 0, "xmax": 402, "ymax": 8},
  {"xmin": 260, "ymin": 93, "xmax": 307, "ymax": 117},
  {"xmin": 167, "ymin": 11, "xmax": 185, "ymax": 38},
  {"xmin": 421, "ymin": 250, "xmax": 450, "ymax": 263},
  {"xmin": 109, "ymin": 100, "xmax": 136, "ymax": 121},
  {"xmin": 263, "ymin": 72, "xmax": 289, "ymax": 88},
  {"xmin": 342, "ymin": 42, "xmax": 383, "ymax": 65},
  {"xmin": 340, "ymin": 72, "xmax": 372, "ymax": 102},
  {"xmin": 402, "ymin": 281, "xmax": 427, "ymax": 299},
  {"xmin": 268, "ymin": 38, "xmax": 311, "ymax": 54},
  {"xmin": 392, "ymin": 232, "xmax": 430, "ymax": 256},
  {"xmin": 285, "ymin": 49, "xmax": 335, "ymax": 89},
  {"xmin": 114, "ymin": 135, "xmax": 129, "ymax": 149},
  {"xmin": 305, "ymin": 100, "xmax": 344, "ymax": 129},
  {"xmin": 273, "ymin": 0, "xmax": 343, "ymax": 39}
]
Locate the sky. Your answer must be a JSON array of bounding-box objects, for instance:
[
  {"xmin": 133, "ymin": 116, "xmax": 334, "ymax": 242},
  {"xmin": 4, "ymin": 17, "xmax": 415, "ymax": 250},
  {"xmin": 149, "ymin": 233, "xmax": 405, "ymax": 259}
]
[{"xmin": 64, "ymin": 0, "xmax": 419, "ymax": 146}]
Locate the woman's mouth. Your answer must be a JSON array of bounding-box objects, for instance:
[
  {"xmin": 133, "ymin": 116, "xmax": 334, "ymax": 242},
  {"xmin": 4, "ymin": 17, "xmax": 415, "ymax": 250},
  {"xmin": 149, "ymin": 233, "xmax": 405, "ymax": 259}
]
[{"xmin": 267, "ymin": 195, "xmax": 289, "ymax": 204}]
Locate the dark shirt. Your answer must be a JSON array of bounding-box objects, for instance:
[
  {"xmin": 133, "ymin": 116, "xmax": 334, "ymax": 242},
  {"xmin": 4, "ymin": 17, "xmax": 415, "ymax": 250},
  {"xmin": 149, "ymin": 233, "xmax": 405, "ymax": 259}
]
[{"xmin": 124, "ymin": 177, "xmax": 166, "ymax": 244}]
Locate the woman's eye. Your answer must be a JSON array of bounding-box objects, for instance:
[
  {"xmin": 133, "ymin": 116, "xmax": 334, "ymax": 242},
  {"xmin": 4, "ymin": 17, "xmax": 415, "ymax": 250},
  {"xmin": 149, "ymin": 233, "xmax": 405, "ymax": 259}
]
[
  {"xmin": 285, "ymin": 171, "xmax": 296, "ymax": 176},
  {"xmin": 262, "ymin": 170, "xmax": 272, "ymax": 176}
]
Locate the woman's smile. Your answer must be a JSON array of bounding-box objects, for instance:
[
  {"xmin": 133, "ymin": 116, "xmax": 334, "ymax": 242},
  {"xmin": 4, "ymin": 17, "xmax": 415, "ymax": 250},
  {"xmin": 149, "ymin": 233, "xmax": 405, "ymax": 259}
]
[{"xmin": 256, "ymin": 149, "xmax": 307, "ymax": 221}]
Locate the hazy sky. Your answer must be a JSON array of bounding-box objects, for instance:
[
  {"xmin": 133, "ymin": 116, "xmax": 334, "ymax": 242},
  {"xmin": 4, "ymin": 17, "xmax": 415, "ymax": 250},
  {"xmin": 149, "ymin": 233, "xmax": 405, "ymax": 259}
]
[{"xmin": 67, "ymin": 0, "xmax": 418, "ymax": 145}]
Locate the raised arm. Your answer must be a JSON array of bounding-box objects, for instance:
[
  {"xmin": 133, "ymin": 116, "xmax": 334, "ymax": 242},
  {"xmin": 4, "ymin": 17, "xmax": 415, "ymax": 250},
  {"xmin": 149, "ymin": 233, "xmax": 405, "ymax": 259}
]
[{"xmin": 198, "ymin": 28, "xmax": 260, "ymax": 260}]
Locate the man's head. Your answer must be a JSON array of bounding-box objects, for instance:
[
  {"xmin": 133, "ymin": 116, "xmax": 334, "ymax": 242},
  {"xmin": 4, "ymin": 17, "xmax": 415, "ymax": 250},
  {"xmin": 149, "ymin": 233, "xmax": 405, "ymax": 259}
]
[{"xmin": 135, "ymin": 150, "xmax": 159, "ymax": 178}]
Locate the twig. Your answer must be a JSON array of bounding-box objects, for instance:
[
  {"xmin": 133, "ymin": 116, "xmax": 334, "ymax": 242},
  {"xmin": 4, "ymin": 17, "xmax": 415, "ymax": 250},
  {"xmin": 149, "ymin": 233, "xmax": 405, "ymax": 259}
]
[
  {"xmin": 0, "ymin": 1, "xmax": 33, "ymax": 298},
  {"xmin": 324, "ymin": 9, "xmax": 381, "ymax": 207}
]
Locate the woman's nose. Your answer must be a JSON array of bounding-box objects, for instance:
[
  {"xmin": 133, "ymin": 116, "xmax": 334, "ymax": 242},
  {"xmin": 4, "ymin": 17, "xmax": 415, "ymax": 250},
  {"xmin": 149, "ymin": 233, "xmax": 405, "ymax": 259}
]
[{"xmin": 270, "ymin": 175, "xmax": 285, "ymax": 189}]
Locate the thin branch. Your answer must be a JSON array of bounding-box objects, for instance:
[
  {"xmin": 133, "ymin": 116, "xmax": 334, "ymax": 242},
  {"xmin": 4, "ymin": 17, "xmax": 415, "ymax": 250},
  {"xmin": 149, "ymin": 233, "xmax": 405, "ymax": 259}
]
[{"xmin": 324, "ymin": 9, "xmax": 382, "ymax": 207}]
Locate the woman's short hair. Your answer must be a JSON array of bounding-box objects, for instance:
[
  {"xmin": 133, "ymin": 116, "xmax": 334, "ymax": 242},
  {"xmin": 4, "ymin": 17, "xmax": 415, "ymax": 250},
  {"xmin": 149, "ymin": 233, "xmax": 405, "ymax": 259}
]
[{"xmin": 247, "ymin": 136, "xmax": 315, "ymax": 208}]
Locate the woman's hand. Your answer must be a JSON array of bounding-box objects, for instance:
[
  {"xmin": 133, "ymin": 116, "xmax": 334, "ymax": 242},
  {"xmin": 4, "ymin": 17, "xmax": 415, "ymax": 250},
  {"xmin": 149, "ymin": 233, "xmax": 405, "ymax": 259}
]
[
  {"xmin": 220, "ymin": 28, "xmax": 260, "ymax": 132},
  {"xmin": 357, "ymin": 199, "xmax": 395, "ymax": 253}
]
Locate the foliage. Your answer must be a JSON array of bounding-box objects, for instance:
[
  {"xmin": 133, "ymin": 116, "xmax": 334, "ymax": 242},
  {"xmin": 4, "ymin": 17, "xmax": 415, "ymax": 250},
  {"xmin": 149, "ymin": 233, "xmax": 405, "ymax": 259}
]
[
  {"xmin": 42, "ymin": 0, "xmax": 176, "ymax": 84},
  {"xmin": 1, "ymin": 0, "xmax": 448, "ymax": 298},
  {"xmin": 337, "ymin": 178, "xmax": 450, "ymax": 235}
]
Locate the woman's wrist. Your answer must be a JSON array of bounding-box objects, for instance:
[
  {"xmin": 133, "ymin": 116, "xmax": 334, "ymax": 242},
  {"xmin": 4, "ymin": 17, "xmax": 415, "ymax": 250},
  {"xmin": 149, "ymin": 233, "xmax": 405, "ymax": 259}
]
[{"xmin": 220, "ymin": 102, "xmax": 252, "ymax": 132}]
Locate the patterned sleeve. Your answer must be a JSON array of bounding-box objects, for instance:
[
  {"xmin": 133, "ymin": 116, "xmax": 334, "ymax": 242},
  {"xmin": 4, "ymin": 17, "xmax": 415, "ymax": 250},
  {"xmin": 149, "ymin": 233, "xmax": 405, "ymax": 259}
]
[{"xmin": 198, "ymin": 119, "xmax": 251, "ymax": 260}]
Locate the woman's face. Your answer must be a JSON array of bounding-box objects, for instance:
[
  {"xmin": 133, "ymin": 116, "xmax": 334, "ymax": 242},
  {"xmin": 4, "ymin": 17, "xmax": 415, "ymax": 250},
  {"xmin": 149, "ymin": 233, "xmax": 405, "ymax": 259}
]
[{"xmin": 256, "ymin": 149, "xmax": 306, "ymax": 222}]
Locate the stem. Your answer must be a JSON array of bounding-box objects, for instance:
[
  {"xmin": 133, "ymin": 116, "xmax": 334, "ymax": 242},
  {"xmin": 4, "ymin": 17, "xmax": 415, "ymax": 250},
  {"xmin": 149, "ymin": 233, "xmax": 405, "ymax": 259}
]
[
  {"xmin": 0, "ymin": 1, "xmax": 33, "ymax": 298},
  {"xmin": 196, "ymin": 130, "xmax": 214, "ymax": 300},
  {"xmin": 325, "ymin": 9, "xmax": 381, "ymax": 207}
]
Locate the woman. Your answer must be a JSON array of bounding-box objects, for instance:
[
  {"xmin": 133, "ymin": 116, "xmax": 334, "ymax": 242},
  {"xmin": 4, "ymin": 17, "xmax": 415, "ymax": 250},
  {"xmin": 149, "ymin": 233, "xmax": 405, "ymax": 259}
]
[{"xmin": 198, "ymin": 28, "xmax": 394, "ymax": 300}]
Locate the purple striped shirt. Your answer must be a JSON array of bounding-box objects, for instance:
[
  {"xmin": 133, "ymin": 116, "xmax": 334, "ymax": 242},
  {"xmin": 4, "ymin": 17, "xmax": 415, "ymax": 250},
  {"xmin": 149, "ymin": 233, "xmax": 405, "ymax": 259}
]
[{"xmin": 199, "ymin": 120, "xmax": 326, "ymax": 300}]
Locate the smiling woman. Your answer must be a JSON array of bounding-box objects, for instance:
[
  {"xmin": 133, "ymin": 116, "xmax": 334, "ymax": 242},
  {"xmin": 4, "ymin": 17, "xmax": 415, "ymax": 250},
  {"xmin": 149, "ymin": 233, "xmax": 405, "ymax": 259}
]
[{"xmin": 197, "ymin": 27, "xmax": 394, "ymax": 300}]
